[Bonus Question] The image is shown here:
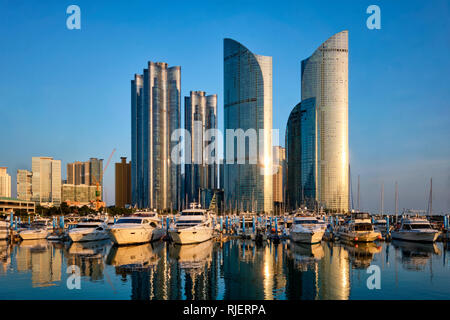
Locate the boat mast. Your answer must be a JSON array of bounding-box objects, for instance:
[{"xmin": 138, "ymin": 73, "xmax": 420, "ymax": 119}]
[
  {"xmin": 357, "ymin": 175, "xmax": 360, "ymax": 212},
  {"xmin": 395, "ymin": 181, "xmax": 398, "ymax": 223},
  {"xmin": 380, "ymin": 182, "xmax": 384, "ymax": 216}
]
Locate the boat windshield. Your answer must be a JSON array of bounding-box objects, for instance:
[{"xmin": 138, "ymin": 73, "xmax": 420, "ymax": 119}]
[
  {"xmin": 295, "ymin": 220, "xmax": 319, "ymax": 224},
  {"xmin": 181, "ymin": 212, "xmax": 204, "ymax": 216},
  {"xmin": 353, "ymin": 223, "xmax": 373, "ymax": 231},
  {"xmin": 176, "ymin": 220, "xmax": 203, "ymax": 226},
  {"xmin": 409, "ymin": 224, "xmax": 431, "ymax": 230},
  {"xmin": 75, "ymin": 224, "xmax": 98, "ymax": 229},
  {"xmin": 116, "ymin": 219, "xmax": 142, "ymax": 224}
]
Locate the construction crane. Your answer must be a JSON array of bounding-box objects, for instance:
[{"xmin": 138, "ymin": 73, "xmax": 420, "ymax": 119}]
[{"xmin": 92, "ymin": 148, "xmax": 116, "ymax": 211}]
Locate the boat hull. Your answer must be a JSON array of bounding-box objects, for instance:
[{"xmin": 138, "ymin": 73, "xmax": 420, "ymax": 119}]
[
  {"xmin": 19, "ymin": 230, "xmax": 48, "ymax": 240},
  {"xmin": 169, "ymin": 227, "xmax": 213, "ymax": 245},
  {"xmin": 68, "ymin": 230, "xmax": 111, "ymax": 242},
  {"xmin": 109, "ymin": 226, "xmax": 164, "ymax": 245},
  {"xmin": 391, "ymin": 230, "xmax": 439, "ymax": 242},
  {"xmin": 290, "ymin": 230, "xmax": 325, "ymax": 244},
  {"xmin": 338, "ymin": 231, "xmax": 381, "ymax": 242}
]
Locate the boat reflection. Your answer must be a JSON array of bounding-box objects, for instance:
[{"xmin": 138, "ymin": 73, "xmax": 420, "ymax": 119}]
[
  {"xmin": 288, "ymin": 242, "xmax": 324, "ymax": 272},
  {"xmin": 392, "ymin": 240, "xmax": 441, "ymax": 271},
  {"xmin": 341, "ymin": 241, "xmax": 382, "ymax": 269},
  {"xmin": 65, "ymin": 239, "xmax": 111, "ymax": 281},
  {"xmin": 106, "ymin": 241, "xmax": 163, "ymax": 271},
  {"xmin": 168, "ymin": 240, "xmax": 213, "ymax": 274}
]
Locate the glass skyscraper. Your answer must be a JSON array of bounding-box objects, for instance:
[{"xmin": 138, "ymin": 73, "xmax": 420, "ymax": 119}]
[
  {"xmin": 184, "ymin": 91, "xmax": 217, "ymax": 205},
  {"xmin": 131, "ymin": 62, "xmax": 181, "ymax": 210},
  {"xmin": 223, "ymin": 39, "xmax": 273, "ymax": 213},
  {"xmin": 31, "ymin": 156, "xmax": 61, "ymax": 205},
  {"xmin": 287, "ymin": 31, "xmax": 349, "ymax": 212}
]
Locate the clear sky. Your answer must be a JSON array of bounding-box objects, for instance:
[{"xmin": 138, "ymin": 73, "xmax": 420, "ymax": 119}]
[{"xmin": 0, "ymin": 0, "xmax": 449, "ymax": 213}]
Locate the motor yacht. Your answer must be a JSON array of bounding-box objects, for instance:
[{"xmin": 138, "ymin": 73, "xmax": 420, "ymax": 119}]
[
  {"xmin": 18, "ymin": 222, "xmax": 49, "ymax": 240},
  {"xmin": 168, "ymin": 204, "xmax": 213, "ymax": 245},
  {"xmin": 391, "ymin": 217, "xmax": 439, "ymax": 242},
  {"xmin": 336, "ymin": 213, "xmax": 382, "ymax": 242},
  {"xmin": 108, "ymin": 211, "xmax": 165, "ymax": 245},
  {"xmin": 67, "ymin": 219, "xmax": 110, "ymax": 242},
  {"xmin": 289, "ymin": 216, "xmax": 326, "ymax": 244}
]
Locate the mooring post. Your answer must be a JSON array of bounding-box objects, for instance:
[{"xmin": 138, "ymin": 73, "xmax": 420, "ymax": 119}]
[
  {"xmin": 242, "ymin": 216, "xmax": 245, "ymax": 234},
  {"xmin": 252, "ymin": 217, "xmax": 255, "ymax": 234}
]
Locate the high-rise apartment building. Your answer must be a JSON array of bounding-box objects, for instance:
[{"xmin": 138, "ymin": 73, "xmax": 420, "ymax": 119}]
[
  {"xmin": 131, "ymin": 61, "xmax": 181, "ymax": 210},
  {"xmin": 287, "ymin": 31, "xmax": 349, "ymax": 212},
  {"xmin": 223, "ymin": 38, "xmax": 273, "ymax": 213},
  {"xmin": 0, "ymin": 167, "xmax": 11, "ymax": 198},
  {"xmin": 17, "ymin": 169, "xmax": 32, "ymax": 201},
  {"xmin": 115, "ymin": 157, "xmax": 131, "ymax": 208},
  {"xmin": 31, "ymin": 157, "xmax": 61, "ymax": 205},
  {"xmin": 66, "ymin": 158, "xmax": 103, "ymax": 199},
  {"xmin": 185, "ymin": 91, "xmax": 218, "ymax": 204},
  {"xmin": 272, "ymin": 146, "xmax": 285, "ymax": 204}
]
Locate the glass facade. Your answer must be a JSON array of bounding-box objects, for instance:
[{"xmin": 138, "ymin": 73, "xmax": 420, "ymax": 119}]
[
  {"xmin": 223, "ymin": 39, "xmax": 273, "ymax": 213},
  {"xmin": 185, "ymin": 91, "xmax": 217, "ymax": 205},
  {"xmin": 131, "ymin": 62, "xmax": 181, "ymax": 210},
  {"xmin": 300, "ymin": 31, "xmax": 349, "ymax": 212},
  {"xmin": 31, "ymin": 157, "xmax": 61, "ymax": 205}
]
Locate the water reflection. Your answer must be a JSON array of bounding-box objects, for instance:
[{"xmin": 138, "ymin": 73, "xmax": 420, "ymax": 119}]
[
  {"xmin": 341, "ymin": 241, "xmax": 382, "ymax": 269},
  {"xmin": 0, "ymin": 239, "xmax": 447, "ymax": 300},
  {"xmin": 15, "ymin": 240, "xmax": 62, "ymax": 287},
  {"xmin": 66, "ymin": 240, "xmax": 111, "ymax": 281},
  {"xmin": 392, "ymin": 240, "xmax": 441, "ymax": 271}
]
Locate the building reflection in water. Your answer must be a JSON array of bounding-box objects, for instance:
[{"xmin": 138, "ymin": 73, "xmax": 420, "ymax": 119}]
[
  {"xmin": 0, "ymin": 241, "xmax": 11, "ymax": 273},
  {"xmin": 14, "ymin": 240, "xmax": 62, "ymax": 287},
  {"xmin": 318, "ymin": 242, "xmax": 350, "ymax": 300},
  {"xmin": 65, "ymin": 239, "xmax": 111, "ymax": 282}
]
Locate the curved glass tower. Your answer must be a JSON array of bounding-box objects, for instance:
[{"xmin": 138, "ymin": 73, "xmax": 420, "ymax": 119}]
[
  {"xmin": 223, "ymin": 39, "xmax": 273, "ymax": 213},
  {"xmin": 301, "ymin": 31, "xmax": 349, "ymax": 212}
]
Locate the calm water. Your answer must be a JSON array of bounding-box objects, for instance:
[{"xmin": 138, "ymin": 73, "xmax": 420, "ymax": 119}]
[{"xmin": 0, "ymin": 238, "xmax": 449, "ymax": 300}]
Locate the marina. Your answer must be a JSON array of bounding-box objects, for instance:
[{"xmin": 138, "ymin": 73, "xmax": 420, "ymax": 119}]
[
  {"xmin": 0, "ymin": 209, "xmax": 449, "ymax": 300},
  {"xmin": 0, "ymin": 237, "xmax": 449, "ymax": 300}
]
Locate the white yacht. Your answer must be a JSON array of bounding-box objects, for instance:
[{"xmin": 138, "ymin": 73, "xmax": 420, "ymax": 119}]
[
  {"xmin": 18, "ymin": 222, "xmax": 49, "ymax": 240},
  {"xmin": 168, "ymin": 204, "xmax": 213, "ymax": 245},
  {"xmin": 0, "ymin": 221, "xmax": 9, "ymax": 240},
  {"xmin": 337, "ymin": 213, "xmax": 382, "ymax": 242},
  {"xmin": 289, "ymin": 216, "xmax": 326, "ymax": 244},
  {"xmin": 68, "ymin": 219, "xmax": 110, "ymax": 242},
  {"xmin": 108, "ymin": 212, "xmax": 165, "ymax": 245},
  {"xmin": 391, "ymin": 217, "xmax": 439, "ymax": 242}
]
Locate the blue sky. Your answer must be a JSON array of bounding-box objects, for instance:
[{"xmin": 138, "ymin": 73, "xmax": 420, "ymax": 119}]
[{"xmin": 0, "ymin": 0, "xmax": 449, "ymax": 212}]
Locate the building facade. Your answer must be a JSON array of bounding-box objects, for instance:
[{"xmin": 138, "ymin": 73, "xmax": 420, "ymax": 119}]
[
  {"xmin": 185, "ymin": 91, "xmax": 218, "ymax": 204},
  {"xmin": 61, "ymin": 184, "xmax": 99, "ymax": 206},
  {"xmin": 17, "ymin": 169, "xmax": 32, "ymax": 201},
  {"xmin": 0, "ymin": 167, "xmax": 11, "ymax": 198},
  {"xmin": 31, "ymin": 157, "xmax": 61, "ymax": 206},
  {"xmin": 287, "ymin": 31, "xmax": 349, "ymax": 212},
  {"xmin": 67, "ymin": 158, "xmax": 103, "ymax": 192},
  {"xmin": 131, "ymin": 61, "xmax": 181, "ymax": 210},
  {"xmin": 115, "ymin": 157, "xmax": 131, "ymax": 208},
  {"xmin": 272, "ymin": 146, "xmax": 285, "ymax": 204},
  {"xmin": 223, "ymin": 38, "xmax": 273, "ymax": 213}
]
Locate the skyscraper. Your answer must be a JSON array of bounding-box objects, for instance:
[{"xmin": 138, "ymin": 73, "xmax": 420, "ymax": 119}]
[
  {"xmin": 272, "ymin": 146, "xmax": 285, "ymax": 204},
  {"xmin": 223, "ymin": 39, "xmax": 273, "ymax": 213},
  {"xmin": 131, "ymin": 62, "xmax": 181, "ymax": 210},
  {"xmin": 0, "ymin": 167, "xmax": 11, "ymax": 198},
  {"xmin": 31, "ymin": 157, "xmax": 61, "ymax": 205},
  {"xmin": 115, "ymin": 157, "xmax": 131, "ymax": 208},
  {"xmin": 17, "ymin": 169, "xmax": 32, "ymax": 201},
  {"xmin": 287, "ymin": 31, "xmax": 349, "ymax": 212},
  {"xmin": 185, "ymin": 91, "xmax": 217, "ymax": 204}
]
